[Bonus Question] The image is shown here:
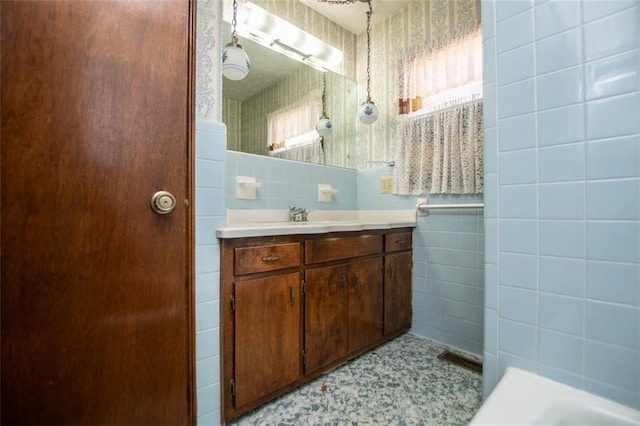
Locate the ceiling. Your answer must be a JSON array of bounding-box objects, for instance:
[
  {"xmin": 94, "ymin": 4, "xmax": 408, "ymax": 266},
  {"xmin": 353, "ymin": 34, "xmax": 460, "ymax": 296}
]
[{"xmin": 299, "ymin": 0, "xmax": 416, "ymax": 35}]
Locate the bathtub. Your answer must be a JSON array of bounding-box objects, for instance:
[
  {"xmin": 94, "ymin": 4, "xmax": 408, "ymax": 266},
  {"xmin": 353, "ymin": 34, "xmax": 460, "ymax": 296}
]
[{"xmin": 469, "ymin": 367, "xmax": 640, "ymax": 425}]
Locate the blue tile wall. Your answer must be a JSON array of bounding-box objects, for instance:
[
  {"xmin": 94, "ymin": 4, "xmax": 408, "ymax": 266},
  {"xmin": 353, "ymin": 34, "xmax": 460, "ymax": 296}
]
[
  {"xmin": 225, "ymin": 151, "xmax": 357, "ymax": 211},
  {"xmin": 410, "ymin": 194, "xmax": 485, "ymax": 356},
  {"xmin": 483, "ymin": 0, "xmax": 640, "ymax": 409},
  {"xmin": 195, "ymin": 120, "xmax": 226, "ymax": 424}
]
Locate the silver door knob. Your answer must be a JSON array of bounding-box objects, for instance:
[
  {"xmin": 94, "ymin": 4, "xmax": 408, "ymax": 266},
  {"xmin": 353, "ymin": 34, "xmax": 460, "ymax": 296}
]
[{"xmin": 150, "ymin": 191, "xmax": 176, "ymax": 215}]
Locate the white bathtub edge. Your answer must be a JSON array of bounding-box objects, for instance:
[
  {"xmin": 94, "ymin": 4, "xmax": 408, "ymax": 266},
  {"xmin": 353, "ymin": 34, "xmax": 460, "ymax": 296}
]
[{"xmin": 469, "ymin": 367, "xmax": 640, "ymax": 425}]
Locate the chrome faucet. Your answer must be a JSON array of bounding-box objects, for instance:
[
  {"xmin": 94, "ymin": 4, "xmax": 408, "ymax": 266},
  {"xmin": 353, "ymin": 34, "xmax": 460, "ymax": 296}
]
[{"xmin": 289, "ymin": 205, "xmax": 310, "ymax": 222}]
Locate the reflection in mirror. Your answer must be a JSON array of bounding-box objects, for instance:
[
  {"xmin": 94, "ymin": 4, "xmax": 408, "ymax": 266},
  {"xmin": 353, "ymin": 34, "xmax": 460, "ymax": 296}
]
[{"xmin": 222, "ymin": 22, "xmax": 357, "ymax": 169}]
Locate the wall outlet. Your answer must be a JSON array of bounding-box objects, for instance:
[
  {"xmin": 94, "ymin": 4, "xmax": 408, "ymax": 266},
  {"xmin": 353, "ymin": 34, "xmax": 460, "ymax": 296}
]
[{"xmin": 380, "ymin": 176, "xmax": 393, "ymax": 194}]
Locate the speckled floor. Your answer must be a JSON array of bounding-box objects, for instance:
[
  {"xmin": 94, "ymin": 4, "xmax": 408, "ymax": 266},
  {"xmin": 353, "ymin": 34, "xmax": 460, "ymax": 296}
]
[{"xmin": 228, "ymin": 333, "xmax": 483, "ymax": 425}]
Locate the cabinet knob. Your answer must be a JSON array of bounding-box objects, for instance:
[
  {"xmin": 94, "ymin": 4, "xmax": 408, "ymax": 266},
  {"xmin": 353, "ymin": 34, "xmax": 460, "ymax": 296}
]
[{"xmin": 354, "ymin": 273, "xmax": 360, "ymax": 289}]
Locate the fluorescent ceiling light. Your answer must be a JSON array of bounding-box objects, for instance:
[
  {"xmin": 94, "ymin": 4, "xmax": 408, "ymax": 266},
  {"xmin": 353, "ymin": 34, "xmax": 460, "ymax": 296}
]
[{"xmin": 229, "ymin": 2, "xmax": 343, "ymax": 71}]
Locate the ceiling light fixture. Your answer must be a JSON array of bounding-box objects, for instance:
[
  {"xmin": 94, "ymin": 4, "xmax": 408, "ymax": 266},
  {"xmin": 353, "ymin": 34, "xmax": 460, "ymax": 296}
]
[
  {"xmin": 357, "ymin": 0, "xmax": 378, "ymax": 124},
  {"xmin": 222, "ymin": 0, "xmax": 250, "ymax": 80},
  {"xmin": 316, "ymin": 73, "xmax": 333, "ymax": 137},
  {"xmin": 239, "ymin": 2, "xmax": 343, "ymax": 71}
]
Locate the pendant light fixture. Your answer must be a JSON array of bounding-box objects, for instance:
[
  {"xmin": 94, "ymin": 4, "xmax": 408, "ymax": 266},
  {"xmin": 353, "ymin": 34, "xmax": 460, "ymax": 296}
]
[
  {"xmin": 222, "ymin": 0, "xmax": 250, "ymax": 80},
  {"xmin": 358, "ymin": 0, "xmax": 378, "ymax": 124},
  {"xmin": 315, "ymin": 73, "xmax": 333, "ymax": 137}
]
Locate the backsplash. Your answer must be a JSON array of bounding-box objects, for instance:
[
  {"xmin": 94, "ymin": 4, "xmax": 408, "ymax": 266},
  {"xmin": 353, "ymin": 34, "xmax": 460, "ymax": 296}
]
[{"xmin": 225, "ymin": 151, "xmax": 357, "ymax": 211}]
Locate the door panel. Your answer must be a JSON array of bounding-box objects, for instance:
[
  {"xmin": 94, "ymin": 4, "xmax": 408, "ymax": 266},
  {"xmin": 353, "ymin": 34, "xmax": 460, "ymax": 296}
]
[
  {"xmin": 304, "ymin": 265, "xmax": 349, "ymax": 373},
  {"xmin": 234, "ymin": 273, "xmax": 301, "ymax": 408},
  {"xmin": 1, "ymin": 1, "xmax": 194, "ymax": 424}
]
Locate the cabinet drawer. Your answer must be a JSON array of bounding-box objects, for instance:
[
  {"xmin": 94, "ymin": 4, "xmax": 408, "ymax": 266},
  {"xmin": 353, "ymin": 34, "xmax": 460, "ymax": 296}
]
[
  {"xmin": 305, "ymin": 234, "xmax": 382, "ymax": 264},
  {"xmin": 385, "ymin": 232, "xmax": 412, "ymax": 252},
  {"xmin": 235, "ymin": 243, "xmax": 301, "ymax": 275}
]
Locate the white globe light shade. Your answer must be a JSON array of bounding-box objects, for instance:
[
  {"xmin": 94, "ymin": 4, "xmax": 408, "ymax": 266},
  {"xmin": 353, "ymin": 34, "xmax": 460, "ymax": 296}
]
[
  {"xmin": 222, "ymin": 43, "xmax": 250, "ymax": 81},
  {"xmin": 315, "ymin": 117, "xmax": 332, "ymax": 137},
  {"xmin": 358, "ymin": 101, "xmax": 379, "ymax": 124}
]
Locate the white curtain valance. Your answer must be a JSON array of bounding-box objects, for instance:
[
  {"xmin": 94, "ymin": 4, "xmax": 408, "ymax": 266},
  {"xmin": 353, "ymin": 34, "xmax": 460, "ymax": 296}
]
[{"xmin": 398, "ymin": 26, "xmax": 483, "ymax": 116}]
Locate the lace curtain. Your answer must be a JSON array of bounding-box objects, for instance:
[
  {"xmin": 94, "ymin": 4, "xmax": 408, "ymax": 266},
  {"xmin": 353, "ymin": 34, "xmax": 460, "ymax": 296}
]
[
  {"xmin": 394, "ymin": 100, "xmax": 483, "ymax": 194},
  {"xmin": 394, "ymin": 26, "xmax": 483, "ymax": 194}
]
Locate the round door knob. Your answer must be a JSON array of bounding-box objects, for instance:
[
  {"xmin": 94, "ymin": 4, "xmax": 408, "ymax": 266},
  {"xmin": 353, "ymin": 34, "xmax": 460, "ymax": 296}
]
[{"xmin": 150, "ymin": 191, "xmax": 176, "ymax": 215}]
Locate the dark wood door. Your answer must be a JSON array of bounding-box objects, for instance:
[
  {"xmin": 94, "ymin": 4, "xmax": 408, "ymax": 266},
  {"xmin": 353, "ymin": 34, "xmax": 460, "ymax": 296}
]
[
  {"xmin": 1, "ymin": 1, "xmax": 195, "ymax": 425},
  {"xmin": 234, "ymin": 273, "xmax": 301, "ymax": 408},
  {"xmin": 384, "ymin": 252, "xmax": 413, "ymax": 336},
  {"xmin": 348, "ymin": 258, "xmax": 383, "ymax": 353},
  {"xmin": 304, "ymin": 265, "xmax": 349, "ymax": 373}
]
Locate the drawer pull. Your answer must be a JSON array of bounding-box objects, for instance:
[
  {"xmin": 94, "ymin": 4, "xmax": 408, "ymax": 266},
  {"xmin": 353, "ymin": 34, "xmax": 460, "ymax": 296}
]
[
  {"xmin": 341, "ymin": 274, "xmax": 347, "ymax": 292},
  {"xmin": 395, "ymin": 239, "xmax": 405, "ymax": 244},
  {"xmin": 354, "ymin": 273, "xmax": 360, "ymax": 290},
  {"xmin": 290, "ymin": 286, "xmax": 295, "ymax": 306},
  {"xmin": 261, "ymin": 255, "xmax": 280, "ymax": 262}
]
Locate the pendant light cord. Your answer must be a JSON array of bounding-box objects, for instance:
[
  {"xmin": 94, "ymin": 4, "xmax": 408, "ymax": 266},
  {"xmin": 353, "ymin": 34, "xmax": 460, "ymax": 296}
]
[
  {"xmin": 231, "ymin": 0, "xmax": 239, "ymax": 44},
  {"xmin": 322, "ymin": 73, "xmax": 328, "ymax": 117},
  {"xmin": 365, "ymin": 0, "xmax": 372, "ymax": 103}
]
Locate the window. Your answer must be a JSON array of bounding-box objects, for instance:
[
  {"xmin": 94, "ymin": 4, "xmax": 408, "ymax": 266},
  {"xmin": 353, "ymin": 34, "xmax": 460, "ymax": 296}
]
[
  {"xmin": 268, "ymin": 93, "xmax": 322, "ymax": 153},
  {"xmin": 398, "ymin": 27, "xmax": 483, "ymax": 116},
  {"xmin": 394, "ymin": 26, "xmax": 483, "ymax": 195}
]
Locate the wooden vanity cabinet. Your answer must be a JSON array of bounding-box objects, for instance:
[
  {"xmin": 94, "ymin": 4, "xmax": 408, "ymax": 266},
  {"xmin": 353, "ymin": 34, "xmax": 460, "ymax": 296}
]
[
  {"xmin": 384, "ymin": 232, "xmax": 413, "ymax": 337},
  {"xmin": 304, "ymin": 257, "xmax": 383, "ymax": 374},
  {"xmin": 221, "ymin": 229, "xmax": 412, "ymax": 422},
  {"xmin": 221, "ymin": 237, "xmax": 304, "ymax": 420},
  {"xmin": 304, "ymin": 233, "xmax": 384, "ymax": 373}
]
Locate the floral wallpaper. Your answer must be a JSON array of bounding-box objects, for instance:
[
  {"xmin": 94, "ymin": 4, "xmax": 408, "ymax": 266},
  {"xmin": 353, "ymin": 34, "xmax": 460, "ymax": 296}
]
[{"xmin": 196, "ymin": 0, "xmax": 222, "ymax": 122}]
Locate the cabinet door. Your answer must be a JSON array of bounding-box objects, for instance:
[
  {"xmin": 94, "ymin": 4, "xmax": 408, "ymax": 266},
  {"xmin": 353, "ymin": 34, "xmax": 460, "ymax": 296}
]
[
  {"xmin": 348, "ymin": 258, "xmax": 383, "ymax": 353},
  {"xmin": 304, "ymin": 265, "xmax": 349, "ymax": 373},
  {"xmin": 384, "ymin": 252, "xmax": 413, "ymax": 336},
  {"xmin": 235, "ymin": 272, "xmax": 301, "ymax": 408}
]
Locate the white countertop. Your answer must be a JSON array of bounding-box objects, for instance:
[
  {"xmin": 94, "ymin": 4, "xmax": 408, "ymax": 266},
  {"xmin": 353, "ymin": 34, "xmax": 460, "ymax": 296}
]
[{"xmin": 216, "ymin": 209, "xmax": 417, "ymax": 239}]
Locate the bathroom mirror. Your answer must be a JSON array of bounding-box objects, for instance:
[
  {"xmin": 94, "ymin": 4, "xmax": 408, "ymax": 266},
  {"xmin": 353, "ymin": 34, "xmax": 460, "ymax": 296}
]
[{"xmin": 222, "ymin": 22, "xmax": 358, "ymax": 169}]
